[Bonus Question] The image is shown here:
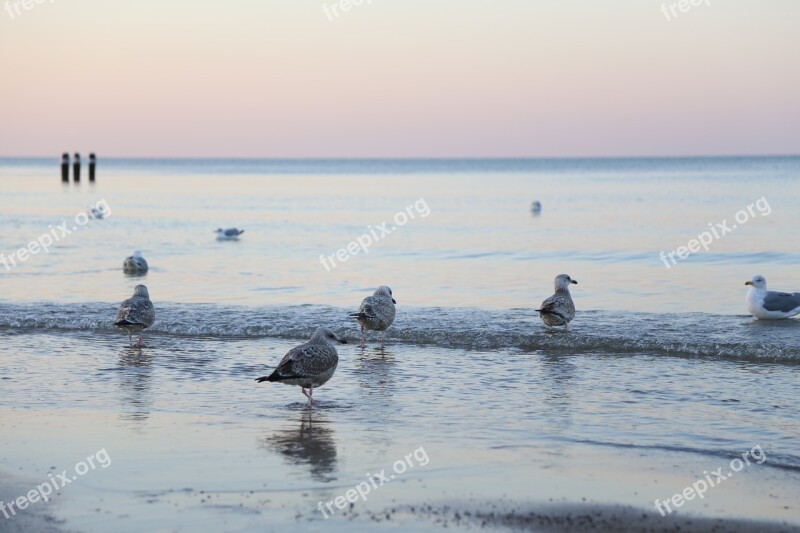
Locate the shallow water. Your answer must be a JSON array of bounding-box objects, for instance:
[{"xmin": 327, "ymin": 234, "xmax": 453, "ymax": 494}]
[
  {"xmin": 1, "ymin": 331, "xmax": 799, "ymax": 531},
  {"xmin": 0, "ymin": 157, "xmax": 799, "ymax": 313},
  {"xmin": 1, "ymin": 157, "xmax": 799, "ymax": 531}
]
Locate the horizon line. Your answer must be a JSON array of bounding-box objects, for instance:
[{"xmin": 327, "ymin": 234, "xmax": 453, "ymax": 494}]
[{"xmin": 1, "ymin": 153, "xmax": 799, "ymax": 161}]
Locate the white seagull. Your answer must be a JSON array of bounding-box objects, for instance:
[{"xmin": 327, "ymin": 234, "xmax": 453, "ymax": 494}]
[
  {"xmin": 216, "ymin": 227, "xmax": 245, "ymax": 241},
  {"xmin": 745, "ymin": 275, "xmax": 800, "ymax": 320}
]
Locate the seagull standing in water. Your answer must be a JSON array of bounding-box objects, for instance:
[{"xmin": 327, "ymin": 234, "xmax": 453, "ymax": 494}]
[
  {"xmin": 216, "ymin": 228, "xmax": 245, "ymax": 241},
  {"xmin": 255, "ymin": 327, "xmax": 347, "ymax": 407},
  {"xmin": 536, "ymin": 274, "xmax": 578, "ymax": 329},
  {"xmin": 122, "ymin": 251, "xmax": 149, "ymax": 274},
  {"xmin": 745, "ymin": 275, "xmax": 800, "ymax": 320},
  {"xmin": 115, "ymin": 285, "xmax": 156, "ymax": 347},
  {"xmin": 350, "ymin": 286, "xmax": 396, "ymax": 347}
]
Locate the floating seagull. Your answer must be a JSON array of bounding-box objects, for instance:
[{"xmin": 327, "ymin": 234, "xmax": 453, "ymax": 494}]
[
  {"xmin": 89, "ymin": 205, "xmax": 107, "ymax": 219},
  {"xmin": 216, "ymin": 227, "xmax": 245, "ymax": 241},
  {"xmin": 745, "ymin": 275, "xmax": 800, "ymax": 320},
  {"xmin": 122, "ymin": 251, "xmax": 148, "ymax": 275},
  {"xmin": 255, "ymin": 327, "xmax": 347, "ymax": 406},
  {"xmin": 531, "ymin": 201, "xmax": 542, "ymax": 214},
  {"xmin": 115, "ymin": 284, "xmax": 156, "ymax": 347},
  {"xmin": 350, "ymin": 285, "xmax": 396, "ymax": 347},
  {"xmin": 536, "ymin": 274, "xmax": 578, "ymax": 329}
]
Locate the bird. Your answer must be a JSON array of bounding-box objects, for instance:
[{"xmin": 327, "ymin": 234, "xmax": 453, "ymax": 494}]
[
  {"xmin": 745, "ymin": 275, "xmax": 800, "ymax": 320},
  {"xmin": 349, "ymin": 286, "xmax": 397, "ymax": 347},
  {"xmin": 216, "ymin": 228, "xmax": 244, "ymax": 241},
  {"xmin": 531, "ymin": 201, "xmax": 542, "ymax": 214},
  {"xmin": 89, "ymin": 205, "xmax": 107, "ymax": 219},
  {"xmin": 122, "ymin": 251, "xmax": 148, "ymax": 275},
  {"xmin": 536, "ymin": 274, "xmax": 578, "ymax": 329},
  {"xmin": 115, "ymin": 284, "xmax": 156, "ymax": 347},
  {"xmin": 255, "ymin": 327, "xmax": 347, "ymax": 406}
]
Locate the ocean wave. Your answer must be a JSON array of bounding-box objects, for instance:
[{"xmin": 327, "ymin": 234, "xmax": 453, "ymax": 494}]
[{"xmin": 0, "ymin": 302, "xmax": 798, "ymax": 363}]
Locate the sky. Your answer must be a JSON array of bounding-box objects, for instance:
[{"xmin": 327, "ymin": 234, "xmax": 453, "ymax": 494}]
[{"xmin": 0, "ymin": 0, "xmax": 798, "ymax": 158}]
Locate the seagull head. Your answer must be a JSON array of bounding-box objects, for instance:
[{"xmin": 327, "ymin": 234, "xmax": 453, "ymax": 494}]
[
  {"xmin": 312, "ymin": 327, "xmax": 348, "ymax": 345},
  {"xmin": 374, "ymin": 285, "xmax": 396, "ymax": 303},
  {"xmin": 133, "ymin": 284, "xmax": 150, "ymax": 299},
  {"xmin": 555, "ymin": 274, "xmax": 578, "ymax": 291},
  {"xmin": 745, "ymin": 275, "xmax": 767, "ymax": 290}
]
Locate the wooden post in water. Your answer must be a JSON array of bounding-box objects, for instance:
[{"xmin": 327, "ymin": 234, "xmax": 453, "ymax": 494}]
[
  {"xmin": 61, "ymin": 153, "xmax": 70, "ymax": 182},
  {"xmin": 73, "ymin": 152, "xmax": 81, "ymax": 182},
  {"xmin": 89, "ymin": 153, "xmax": 96, "ymax": 182}
]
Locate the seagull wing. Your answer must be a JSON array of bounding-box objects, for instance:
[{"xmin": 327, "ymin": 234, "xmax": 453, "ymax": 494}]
[{"xmin": 762, "ymin": 291, "xmax": 800, "ymax": 313}]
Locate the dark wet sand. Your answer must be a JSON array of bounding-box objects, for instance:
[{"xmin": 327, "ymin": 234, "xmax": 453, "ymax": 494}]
[
  {"xmin": 350, "ymin": 502, "xmax": 800, "ymax": 532},
  {"xmin": 0, "ymin": 472, "xmax": 71, "ymax": 533}
]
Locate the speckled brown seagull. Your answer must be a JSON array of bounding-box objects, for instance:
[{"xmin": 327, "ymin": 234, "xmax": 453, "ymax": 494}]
[
  {"xmin": 350, "ymin": 285, "xmax": 396, "ymax": 347},
  {"xmin": 255, "ymin": 327, "xmax": 347, "ymax": 407},
  {"xmin": 115, "ymin": 284, "xmax": 156, "ymax": 347},
  {"xmin": 536, "ymin": 274, "xmax": 578, "ymax": 329}
]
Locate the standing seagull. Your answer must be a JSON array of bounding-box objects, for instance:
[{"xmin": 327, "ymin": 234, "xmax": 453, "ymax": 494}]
[
  {"xmin": 745, "ymin": 275, "xmax": 800, "ymax": 320},
  {"xmin": 350, "ymin": 286, "xmax": 396, "ymax": 347},
  {"xmin": 536, "ymin": 274, "xmax": 578, "ymax": 329},
  {"xmin": 216, "ymin": 228, "xmax": 245, "ymax": 241},
  {"xmin": 115, "ymin": 285, "xmax": 156, "ymax": 347},
  {"xmin": 255, "ymin": 327, "xmax": 347, "ymax": 407},
  {"xmin": 122, "ymin": 251, "xmax": 149, "ymax": 274}
]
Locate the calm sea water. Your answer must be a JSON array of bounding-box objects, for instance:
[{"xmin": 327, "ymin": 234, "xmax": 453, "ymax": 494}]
[{"xmin": 0, "ymin": 157, "xmax": 798, "ymax": 531}]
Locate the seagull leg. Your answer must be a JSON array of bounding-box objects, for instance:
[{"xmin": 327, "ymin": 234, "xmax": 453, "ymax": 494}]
[
  {"xmin": 137, "ymin": 335, "xmax": 143, "ymax": 348},
  {"xmin": 301, "ymin": 387, "xmax": 313, "ymax": 406},
  {"xmin": 127, "ymin": 331, "xmax": 132, "ymax": 347},
  {"xmin": 308, "ymin": 387, "xmax": 314, "ymax": 407},
  {"xmin": 360, "ymin": 326, "xmax": 366, "ymax": 348},
  {"xmin": 380, "ymin": 331, "xmax": 385, "ymax": 348}
]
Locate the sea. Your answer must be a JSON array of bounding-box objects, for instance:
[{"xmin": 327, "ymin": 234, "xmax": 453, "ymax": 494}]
[{"xmin": 0, "ymin": 156, "xmax": 798, "ymax": 532}]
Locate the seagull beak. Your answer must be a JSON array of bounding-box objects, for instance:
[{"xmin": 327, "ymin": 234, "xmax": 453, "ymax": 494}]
[
  {"xmin": 571, "ymin": 280, "xmax": 578, "ymax": 285},
  {"xmin": 392, "ymin": 298, "xmax": 397, "ymax": 304},
  {"xmin": 339, "ymin": 338, "xmax": 348, "ymax": 344},
  {"xmin": 745, "ymin": 281, "xmax": 752, "ymax": 286}
]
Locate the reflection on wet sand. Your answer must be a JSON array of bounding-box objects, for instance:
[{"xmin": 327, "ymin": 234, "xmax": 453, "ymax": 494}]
[
  {"xmin": 258, "ymin": 411, "xmax": 338, "ymax": 483},
  {"xmin": 117, "ymin": 347, "xmax": 154, "ymax": 424}
]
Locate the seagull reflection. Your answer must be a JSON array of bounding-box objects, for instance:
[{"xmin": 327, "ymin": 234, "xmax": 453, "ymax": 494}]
[
  {"xmin": 539, "ymin": 354, "xmax": 576, "ymax": 430},
  {"xmin": 117, "ymin": 347, "xmax": 154, "ymax": 423},
  {"xmin": 354, "ymin": 347, "xmax": 397, "ymax": 406},
  {"xmin": 258, "ymin": 411, "xmax": 338, "ymax": 483}
]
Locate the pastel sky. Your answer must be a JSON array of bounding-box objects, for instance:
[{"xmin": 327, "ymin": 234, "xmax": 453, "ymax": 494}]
[{"xmin": 1, "ymin": 0, "xmax": 798, "ymax": 158}]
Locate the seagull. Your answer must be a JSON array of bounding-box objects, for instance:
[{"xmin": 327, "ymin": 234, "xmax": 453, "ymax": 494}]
[
  {"xmin": 349, "ymin": 286, "xmax": 397, "ymax": 348},
  {"xmin": 216, "ymin": 228, "xmax": 245, "ymax": 241},
  {"xmin": 89, "ymin": 205, "xmax": 107, "ymax": 219},
  {"xmin": 745, "ymin": 275, "xmax": 800, "ymax": 320},
  {"xmin": 536, "ymin": 274, "xmax": 578, "ymax": 329},
  {"xmin": 531, "ymin": 201, "xmax": 542, "ymax": 214},
  {"xmin": 122, "ymin": 251, "xmax": 148, "ymax": 274},
  {"xmin": 115, "ymin": 284, "xmax": 156, "ymax": 347},
  {"xmin": 255, "ymin": 327, "xmax": 347, "ymax": 406}
]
